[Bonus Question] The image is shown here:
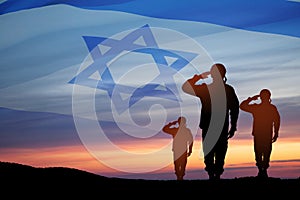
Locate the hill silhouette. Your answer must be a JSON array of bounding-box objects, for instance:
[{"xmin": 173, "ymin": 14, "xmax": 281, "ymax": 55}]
[{"xmin": 1, "ymin": 161, "xmax": 299, "ymax": 197}]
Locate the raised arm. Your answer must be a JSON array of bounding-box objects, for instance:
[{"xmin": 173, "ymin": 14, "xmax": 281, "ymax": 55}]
[
  {"xmin": 162, "ymin": 120, "xmax": 178, "ymax": 136},
  {"xmin": 239, "ymin": 95, "xmax": 259, "ymax": 112},
  {"xmin": 182, "ymin": 72, "xmax": 210, "ymax": 96}
]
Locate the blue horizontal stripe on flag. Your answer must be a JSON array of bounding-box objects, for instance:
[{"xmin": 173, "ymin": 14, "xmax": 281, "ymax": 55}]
[{"xmin": 1, "ymin": 0, "xmax": 300, "ymax": 37}]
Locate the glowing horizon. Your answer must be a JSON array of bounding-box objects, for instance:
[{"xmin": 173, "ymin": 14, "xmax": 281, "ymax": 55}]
[{"xmin": 0, "ymin": 131, "xmax": 299, "ymax": 179}]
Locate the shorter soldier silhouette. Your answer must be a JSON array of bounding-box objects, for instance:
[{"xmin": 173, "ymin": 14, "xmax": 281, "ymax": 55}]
[
  {"xmin": 162, "ymin": 116, "xmax": 194, "ymax": 180},
  {"xmin": 240, "ymin": 89, "xmax": 280, "ymax": 178}
]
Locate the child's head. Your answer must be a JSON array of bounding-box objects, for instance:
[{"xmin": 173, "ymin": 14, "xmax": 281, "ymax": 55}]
[{"xmin": 178, "ymin": 116, "xmax": 186, "ymax": 125}]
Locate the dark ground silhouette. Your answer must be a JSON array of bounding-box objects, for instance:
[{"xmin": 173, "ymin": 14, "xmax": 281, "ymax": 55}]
[{"xmin": 0, "ymin": 161, "xmax": 299, "ymax": 198}]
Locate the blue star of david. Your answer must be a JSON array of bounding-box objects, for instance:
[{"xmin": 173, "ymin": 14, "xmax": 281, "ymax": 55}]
[{"xmin": 69, "ymin": 24, "xmax": 198, "ymax": 114}]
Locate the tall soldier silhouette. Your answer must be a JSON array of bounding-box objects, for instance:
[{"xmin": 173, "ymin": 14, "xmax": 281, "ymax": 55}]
[
  {"xmin": 182, "ymin": 63, "xmax": 239, "ymax": 180},
  {"xmin": 240, "ymin": 89, "xmax": 280, "ymax": 178}
]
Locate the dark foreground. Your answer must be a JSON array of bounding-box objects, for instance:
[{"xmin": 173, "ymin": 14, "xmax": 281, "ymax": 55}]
[{"xmin": 1, "ymin": 161, "xmax": 299, "ymax": 197}]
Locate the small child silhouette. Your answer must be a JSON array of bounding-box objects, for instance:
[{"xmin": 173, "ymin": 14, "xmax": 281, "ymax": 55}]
[{"xmin": 162, "ymin": 116, "xmax": 194, "ymax": 180}]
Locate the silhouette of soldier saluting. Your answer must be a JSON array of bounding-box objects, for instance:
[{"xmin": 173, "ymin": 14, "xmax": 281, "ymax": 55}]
[
  {"xmin": 162, "ymin": 116, "xmax": 194, "ymax": 180},
  {"xmin": 240, "ymin": 89, "xmax": 280, "ymax": 178},
  {"xmin": 182, "ymin": 63, "xmax": 239, "ymax": 180}
]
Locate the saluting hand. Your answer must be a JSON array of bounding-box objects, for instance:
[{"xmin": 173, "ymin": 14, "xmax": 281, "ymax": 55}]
[{"xmin": 251, "ymin": 95, "xmax": 260, "ymax": 101}]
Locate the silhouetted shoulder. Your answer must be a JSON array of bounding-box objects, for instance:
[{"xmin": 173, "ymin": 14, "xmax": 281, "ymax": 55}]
[
  {"xmin": 270, "ymin": 104, "xmax": 280, "ymax": 117},
  {"xmin": 250, "ymin": 103, "xmax": 260, "ymax": 108},
  {"xmin": 270, "ymin": 104, "xmax": 278, "ymax": 110},
  {"xmin": 225, "ymin": 83, "xmax": 236, "ymax": 91}
]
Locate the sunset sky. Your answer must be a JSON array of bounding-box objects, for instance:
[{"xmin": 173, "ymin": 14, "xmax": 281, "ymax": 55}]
[{"xmin": 0, "ymin": 0, "xmax": 299, "ymax": 180}]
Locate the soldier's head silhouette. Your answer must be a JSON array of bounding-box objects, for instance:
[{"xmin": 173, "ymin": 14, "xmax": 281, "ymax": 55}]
[
  {"xmin": 210, "ymin": 63, "xmax": 227, "ymax": 83},
  {"xmin": 260, "ymin": 89, "xmax": 271, "ymax": 103}
]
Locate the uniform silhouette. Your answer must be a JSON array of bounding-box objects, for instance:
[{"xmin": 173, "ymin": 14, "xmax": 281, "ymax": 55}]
[
  {"xmin": 182, "ymin": 63, "xmax": 239, "ymax": 180},
  {"xmin": 162, "ymin": 116, "xmax": 194, "ymax": 180},
  {"xmin": 240, "ymin": 89, "xmax": 280, "ymax": 178}
]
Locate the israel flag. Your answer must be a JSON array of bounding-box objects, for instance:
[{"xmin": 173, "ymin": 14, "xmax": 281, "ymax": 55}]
[{"xmin": 1, "ymin": 0, "xmax": 300, "ymax": 177}]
